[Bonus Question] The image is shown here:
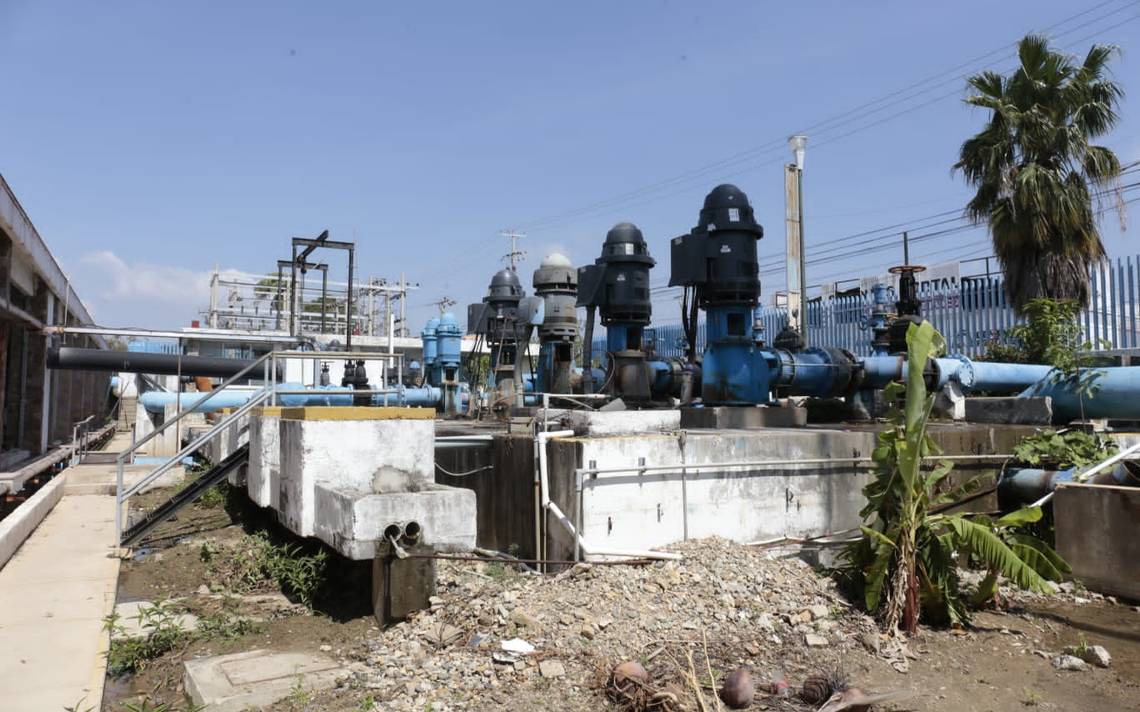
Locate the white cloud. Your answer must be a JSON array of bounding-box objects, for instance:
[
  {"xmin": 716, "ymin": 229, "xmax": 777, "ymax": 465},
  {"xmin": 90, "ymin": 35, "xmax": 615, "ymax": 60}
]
[{"xmin": 72, "ymin": 250, "xmax": 246, "ymax": 328}]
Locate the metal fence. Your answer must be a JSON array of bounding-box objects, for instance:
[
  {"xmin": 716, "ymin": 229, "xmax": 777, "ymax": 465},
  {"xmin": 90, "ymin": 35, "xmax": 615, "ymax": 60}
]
[{"xmin": 591, "ymin": 258, "xmax": 1140, "ymax": 359}]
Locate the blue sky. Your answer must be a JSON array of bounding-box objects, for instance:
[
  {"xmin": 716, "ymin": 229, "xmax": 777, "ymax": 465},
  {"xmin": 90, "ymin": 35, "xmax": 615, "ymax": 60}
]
[{"xmin": 2, "ymin": 0, "xmax": 1138, "ymax": 330}]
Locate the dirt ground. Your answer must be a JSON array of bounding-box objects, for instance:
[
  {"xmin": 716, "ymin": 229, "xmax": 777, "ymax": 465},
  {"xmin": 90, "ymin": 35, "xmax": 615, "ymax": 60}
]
[{"xmin": 103, "ymin": 483, "xmax": 1140, "ymax": 712}]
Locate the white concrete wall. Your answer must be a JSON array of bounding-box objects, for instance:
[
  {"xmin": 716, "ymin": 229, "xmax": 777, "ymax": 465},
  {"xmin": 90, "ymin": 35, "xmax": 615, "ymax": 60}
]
[
  {"xmin": 246, "ymin": 413, "xmax": 280, "ymax": 508},
  {"xmin": 277, "ymin": 417, "xmax": 434, "ymax": 538},
  {"xmin": 552, "ymin": 427, "xmax": 877, "ymax": 559}
]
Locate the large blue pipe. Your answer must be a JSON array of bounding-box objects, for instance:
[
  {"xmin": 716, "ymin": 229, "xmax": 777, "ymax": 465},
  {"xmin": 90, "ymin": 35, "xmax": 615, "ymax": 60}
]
[
  {"xmin": 1020, "ymin": 366, "xmax": 1140, "ymax": 421},
  {"xmin": 997, "ymin": 463, "xmax": 1137, "ymax": 510},
  {"xmin": 140, "ymin": 383, "xmax": 444, "ymax": 413}
]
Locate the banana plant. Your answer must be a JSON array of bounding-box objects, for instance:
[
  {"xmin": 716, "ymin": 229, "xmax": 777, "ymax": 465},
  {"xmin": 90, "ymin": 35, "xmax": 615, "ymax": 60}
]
[{"xmin": 842, "ymin": 321, "xmax": 1068, "ymax": 632}]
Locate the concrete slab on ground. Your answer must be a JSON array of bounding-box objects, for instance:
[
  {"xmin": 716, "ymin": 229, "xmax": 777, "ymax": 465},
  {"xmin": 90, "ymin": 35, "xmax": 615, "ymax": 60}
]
[
  {"xmin": 112, "ymin": 600, "xmax": 200, "ymax": 639},
  {"xmin": 0, "ymin": 495, "xmax": 120, "ymax": 712},
  {"xmin": 184, "ymin": 649, "xmax": 345, "ymax": 711}
]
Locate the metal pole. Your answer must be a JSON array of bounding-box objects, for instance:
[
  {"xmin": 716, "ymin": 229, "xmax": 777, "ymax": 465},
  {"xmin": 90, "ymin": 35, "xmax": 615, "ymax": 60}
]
[
  {"xmin": 346, "ymin": 245, "xmax": 355, "ymax": 350},
  {"xmin": 289, "ymin": 244, "xmax": 298, "ymax": 336},
  {"xmin": 274, "ymin": 263, "xmax": 283, "ymax": 331},
  {"xmin": 797, "ymin": 165, "xmax": 808, "ymax": 347},
  {"xmin": 784, "ymin": 164, "xmax": 803, "ymax": 335},
  {"xmin": 399, "ymin": 273, "xmax": 407, "ymax": 337},
  {"xmin": 175, "ymin": 339, "xmax": 182, "ymax": 453},
  {"xmin": 902, "ymin": 231, "xmax": 910, "ymax": 265},
  {"xmin": 320, "ymin": 267, "xmax": 328, "ymax": 335}
]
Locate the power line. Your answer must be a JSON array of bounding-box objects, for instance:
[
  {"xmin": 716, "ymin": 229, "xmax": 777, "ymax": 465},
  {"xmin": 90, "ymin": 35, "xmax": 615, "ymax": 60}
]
[
  {"xmin": 443, "ymin": 2, "xmax": 1140, "ymax": 275},
  {"xmin": 507, "ymin": 1, "xmax": 1139, "ymax": 235}
]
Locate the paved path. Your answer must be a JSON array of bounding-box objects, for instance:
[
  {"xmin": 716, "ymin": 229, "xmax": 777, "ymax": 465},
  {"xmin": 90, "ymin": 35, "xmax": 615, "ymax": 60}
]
[{"xmin": 0, "ymin": 488, "xmax": 120, "ymax": 710}]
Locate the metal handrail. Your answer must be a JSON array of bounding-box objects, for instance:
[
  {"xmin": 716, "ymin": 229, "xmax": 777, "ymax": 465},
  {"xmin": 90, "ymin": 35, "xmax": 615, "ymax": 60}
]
[
  {"xmin": 117, "ymin": 350, "xmax": 273, "ymax": 466},
  {"xmin": 114, "ymin": 349, "xmax": 273, "ymax": 546},
  {"xmin": 115, "ymin": 386, "xmax": 271, "ymax": 544}
]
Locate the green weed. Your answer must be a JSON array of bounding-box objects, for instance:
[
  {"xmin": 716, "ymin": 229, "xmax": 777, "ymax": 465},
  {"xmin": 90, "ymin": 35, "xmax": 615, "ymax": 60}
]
[
  {"xmin": 104, "ymin": 600, "xmax": 191, "ymax": 676},
  {"xmin": 200, "ymin": 531, "xmax": 328, "ymax": 608},
  {"xmin": 122, "ymin": 700, "xmax": 205, "ymax": 712}
]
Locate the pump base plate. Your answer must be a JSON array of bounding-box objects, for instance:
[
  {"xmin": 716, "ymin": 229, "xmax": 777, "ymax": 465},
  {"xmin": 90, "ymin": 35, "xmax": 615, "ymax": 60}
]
[{"xmin": 680, "ymin": 405, "xmax": 807, "ymax": 430}]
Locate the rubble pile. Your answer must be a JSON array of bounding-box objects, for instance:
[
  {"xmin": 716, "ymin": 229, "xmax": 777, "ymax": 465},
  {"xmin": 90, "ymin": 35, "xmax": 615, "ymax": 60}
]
[{"xmin": 341, "ymin": 538, "xmax": 891, "ymax": 711}]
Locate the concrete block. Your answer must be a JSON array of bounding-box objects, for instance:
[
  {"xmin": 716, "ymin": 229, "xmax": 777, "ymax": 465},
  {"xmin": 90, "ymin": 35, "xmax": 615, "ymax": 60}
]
[
  {"xmin": 372, "ymin": 552, "xmax": 436, "ymax": 624},
  {"xmin": 277, "ymin": 412, "xmax": 434, "ymax": 537},
  {"xmin": 247, "ymin": 408, "xmax": 282, "ymax": 508},
  {"xmin": 680, "ymin": 405, "xmax": 808, "ymax": 429},
  {"xmin": 184, "ymin": 649, "xmax": 345, "ymax": 712},
  {"xmin": 559, "ymin": 409, "xmax": 680, "ymax": 436},
  {"xmin": 964, "ymin": 397, "xmax": 1053, "ymax": 425},
  {"xmin": 1055, "ymin": 483, "xmax": 1140, "ymax": 600},
  {"xmin": 314, "ymin": 483, "xmax": 476, "ymax": 559}
]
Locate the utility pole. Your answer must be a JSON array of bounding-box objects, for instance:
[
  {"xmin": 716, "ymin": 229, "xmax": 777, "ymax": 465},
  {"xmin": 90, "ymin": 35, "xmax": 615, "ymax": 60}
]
[
  {"xmin": 399, "ymin": 272, "xmax": 407, "ymax": 337},
  {"xmin": 501, "ymin": 229, "xmax": 527, "ymax": 271},
  {"xmin": 784, "ymin": 135, "xmax": 808, "ymax": 346},
  {"xmin": 432, "ymin": 296, "xmax": 457, "ymax": 316}
]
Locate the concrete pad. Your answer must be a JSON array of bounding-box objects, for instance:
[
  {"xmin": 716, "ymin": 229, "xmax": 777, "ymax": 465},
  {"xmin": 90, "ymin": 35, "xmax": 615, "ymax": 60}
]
[
  {"xmin": 247, "ymin": 409, "xmax": 282, "ymax": 508},
  {"xmin": 1055, "ymin": 483, "xmax": 1140, "ymax": 599},
  {"xmin": 965, "ymin": 397, "xmax": 1053, "ymax": 425},
  {"xmin": 62, "ymin": 462, "xmax": 184, "ymax": 496},
  {"xmin": 559, "ymin": 409, "xmax": 680, "ymax": 436},
  {"xmin": 680, "ymin": 405, "xmax": 808, "ymax": 429},
  {"xmin": 314, "ymin": 483, "xmax": 476, "ymax": 559},
  {"xmin": 0, "ymin": 495, "xmax": 120, "ymax": 712},
  {"xmin": 112, "ymin": 600, "xmax": 200, "ymax": 639},
  {"xmin": 278, "ymin": 415, "xmax": 434, "ymax": 537},
  {"xmin": 184, "ymin": 649, "xmax": 345, "ymax": 712}
]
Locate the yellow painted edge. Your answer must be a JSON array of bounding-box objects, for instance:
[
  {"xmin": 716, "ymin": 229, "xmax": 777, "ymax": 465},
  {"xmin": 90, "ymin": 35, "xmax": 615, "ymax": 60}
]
[
  {"xmin": 280, "ymin": 406, "xmax": 436, "ymax": 421},
  {"xmin": 252, "ymin": 406, "xmax": 285, "ymax": 417}
]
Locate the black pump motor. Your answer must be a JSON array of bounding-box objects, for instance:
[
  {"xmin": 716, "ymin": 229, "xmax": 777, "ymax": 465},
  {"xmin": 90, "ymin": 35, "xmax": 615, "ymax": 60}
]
[
  {"xmin": 576, "ymin": 222, "xmax": 655, "ymax": 324},
  {"xmin": 668, "ymin": 183, "xmax": 764, "ymax": 307}
]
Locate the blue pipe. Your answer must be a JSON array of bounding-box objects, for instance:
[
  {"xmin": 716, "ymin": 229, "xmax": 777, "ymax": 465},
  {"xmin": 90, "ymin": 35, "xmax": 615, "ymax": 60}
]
[
  {"xmin": 997, "ymin": 463, "xmax": 1137, "ymax": 510},
  {"xmin": 140, "ymin": 383, "xmax": 444, "ymax": 413},
  {"xmin": 421, "ymin": 317, "xmax": 439, "ymax": 387},
  {"xmin": 1021, "ymin": 366, "xmax": 1140, "ymax": 421},
  {"xmin": 858, "ymin": 355, "xmax": 1052, "ymax": 393}
]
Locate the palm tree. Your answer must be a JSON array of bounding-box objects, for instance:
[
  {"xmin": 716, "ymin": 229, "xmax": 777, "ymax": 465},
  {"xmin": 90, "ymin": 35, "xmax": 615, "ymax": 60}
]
[{"xmin": 955, "ymin": 34, "xmax": 1124, "ymax": 311}]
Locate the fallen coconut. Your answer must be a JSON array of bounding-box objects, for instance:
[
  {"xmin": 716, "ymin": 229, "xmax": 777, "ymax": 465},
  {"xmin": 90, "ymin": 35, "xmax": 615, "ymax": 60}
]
[{"xmin": 719, "ymin": 665, "xmax": 755, "ymax": 709}]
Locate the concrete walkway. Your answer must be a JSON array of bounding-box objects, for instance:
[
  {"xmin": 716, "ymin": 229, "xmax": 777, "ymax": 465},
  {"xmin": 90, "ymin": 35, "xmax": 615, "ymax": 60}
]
[{"xmin": 0, "ymin": 488, "xmax": 120, "ymax": 710}]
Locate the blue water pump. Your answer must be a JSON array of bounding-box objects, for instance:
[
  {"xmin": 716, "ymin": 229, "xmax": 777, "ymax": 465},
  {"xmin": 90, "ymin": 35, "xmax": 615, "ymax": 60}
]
[{"xmin": 669, "ymin": 184, "xmax": 772, "ymax": 404}]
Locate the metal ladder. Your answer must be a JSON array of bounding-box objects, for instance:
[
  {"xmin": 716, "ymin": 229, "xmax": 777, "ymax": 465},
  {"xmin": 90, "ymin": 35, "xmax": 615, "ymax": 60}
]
[{"xmin": 115, "ymin": 352, "xmax": 275, "ymax": 547}]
